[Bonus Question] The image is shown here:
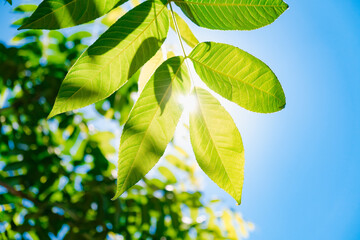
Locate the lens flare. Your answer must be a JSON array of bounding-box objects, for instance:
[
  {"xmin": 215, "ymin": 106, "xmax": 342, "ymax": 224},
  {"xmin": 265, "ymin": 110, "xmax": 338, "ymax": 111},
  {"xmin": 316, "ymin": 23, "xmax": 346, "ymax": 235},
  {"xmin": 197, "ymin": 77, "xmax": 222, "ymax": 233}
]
[{"xmin": 178, "ymin": 94, "xmax": 198, "ymax": 113}]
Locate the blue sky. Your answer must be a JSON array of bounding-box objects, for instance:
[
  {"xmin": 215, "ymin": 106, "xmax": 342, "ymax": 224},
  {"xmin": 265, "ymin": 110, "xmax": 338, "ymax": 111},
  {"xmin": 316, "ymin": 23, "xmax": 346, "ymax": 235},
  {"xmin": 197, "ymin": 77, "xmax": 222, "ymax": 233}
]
[{"xmin": 1, "ymin": 0, "xmax": 360, "ymax": 239}]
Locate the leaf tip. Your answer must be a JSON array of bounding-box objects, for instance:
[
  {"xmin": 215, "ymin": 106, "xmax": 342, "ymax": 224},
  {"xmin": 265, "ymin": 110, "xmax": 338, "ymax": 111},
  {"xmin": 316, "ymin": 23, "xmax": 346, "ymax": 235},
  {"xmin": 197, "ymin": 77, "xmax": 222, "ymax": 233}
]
[
  {"xmin": 280, "ymin": 102, "xmax": 286, "ymax": 110},
  {"xmin": 283, "ymin": 1, "xmax": 290, "ymax": 10},
  {"xmin": 47, "ymin": 110, "xmax": 57, "ymax": 120},
  {"xmin": 17, "ymin": 21, "xmax": 31, "ymax": 30},
  {"xmin": 234, "ymin": 194, "xmax": 242, "ymax": 206},
  {"xmin": 111, "ymin": 195, "xmax": 119, "ymax": 201},
  {"xmin": 112, "ymin": 188, "xmax": 123, "ymax": 201}
]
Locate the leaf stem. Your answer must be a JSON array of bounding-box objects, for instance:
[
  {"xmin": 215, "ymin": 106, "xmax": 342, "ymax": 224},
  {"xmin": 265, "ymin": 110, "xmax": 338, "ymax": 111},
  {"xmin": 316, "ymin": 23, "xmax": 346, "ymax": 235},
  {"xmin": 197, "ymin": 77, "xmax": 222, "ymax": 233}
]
[
  {"xmin": 169, "ymin": 2, "xmax": 187, "ymax": 57},
  {"xmin": 169, "ymin": 3, "xmax": 197, "ymax": 89}
]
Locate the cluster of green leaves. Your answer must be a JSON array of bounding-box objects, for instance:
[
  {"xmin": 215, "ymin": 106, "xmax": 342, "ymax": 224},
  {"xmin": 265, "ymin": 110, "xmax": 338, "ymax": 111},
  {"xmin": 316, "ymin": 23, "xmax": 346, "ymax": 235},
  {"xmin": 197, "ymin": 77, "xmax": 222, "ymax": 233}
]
[
  {"xmin": 16, "ymin": 0, "xmax": 288, "ymax": 204},
  {"xmin": 0, "ymin": 15, "xmax": 254, "ymax": 239}
]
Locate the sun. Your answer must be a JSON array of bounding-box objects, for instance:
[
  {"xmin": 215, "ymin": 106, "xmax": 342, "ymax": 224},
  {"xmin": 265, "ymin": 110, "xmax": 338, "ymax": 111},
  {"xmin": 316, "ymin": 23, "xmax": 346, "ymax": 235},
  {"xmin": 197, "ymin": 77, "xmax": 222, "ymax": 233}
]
[{"xmin": 178, "ymin": 94, "xmax": 198, "ymax": 113}]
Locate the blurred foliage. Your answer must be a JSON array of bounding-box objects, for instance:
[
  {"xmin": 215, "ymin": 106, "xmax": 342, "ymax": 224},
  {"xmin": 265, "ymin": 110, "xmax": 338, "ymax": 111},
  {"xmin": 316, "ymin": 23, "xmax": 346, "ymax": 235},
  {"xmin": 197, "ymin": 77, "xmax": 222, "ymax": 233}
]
[{"xmin": 0, "ymin": 3, "xmax": 253, "ymax": 240}]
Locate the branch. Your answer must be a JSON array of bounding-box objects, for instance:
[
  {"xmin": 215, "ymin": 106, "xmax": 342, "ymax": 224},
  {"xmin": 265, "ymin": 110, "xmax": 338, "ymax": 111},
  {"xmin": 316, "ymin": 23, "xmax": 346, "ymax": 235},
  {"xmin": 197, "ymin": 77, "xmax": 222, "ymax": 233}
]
[
  {"xmin": 0, "ymin": 180, "xmax": 82, "ymax": 221},
  {"xmin": 0, "ymin": 180, "xmax": 38, "ymax": 203}
]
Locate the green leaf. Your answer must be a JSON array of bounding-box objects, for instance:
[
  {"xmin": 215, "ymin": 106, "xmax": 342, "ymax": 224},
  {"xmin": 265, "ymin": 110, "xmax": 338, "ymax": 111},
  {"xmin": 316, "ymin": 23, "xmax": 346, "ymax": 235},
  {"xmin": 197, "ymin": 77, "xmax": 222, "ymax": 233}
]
[
  {"xmin": 189, "ymin": 42, "xmax": 285, "ymax": 113},
  {"xmin": 165, "ymin": 154, "xmax": 191, "ymax": 172},
  {"xmin": 174, "ymin": 145, "xmax": 189, "ymax": 158},
  {"xmin": 235, "ymin": 213, "xmax": 250, "ymax": 238},
  {"xmin": 169, "ymin": 10, "xmax": 199, "ymax": 48},
  {"xmin": 175, "ymin": 0, "xmax": 288, "ymax": 30},
  {"xmin": 19, "ymin": 0, "xmax": 128, "ymax": 30},
  {"xmin": 138, "ymin": 49, "xmax": 164, "ymax": 94},
  {"xmin": 6, "ymin": 0, "xmax": 12, "ymax": 5},
  {"xmin": 113, "ymin": 56, "xmax": 190, "ymax": 200},
  {"xmin": 90, "ymin": 132, "xmax": 116, "ymax": 156},
  {"xmin": 190, "ymin": 87, "xmax": 244, "ymax": 204},
  {"xmin": 12, "ymin": 18, "xmax": 28, "ymax": 27},
  {"xmin": 130, "ymin": 0, "xmax": 141, "ymax": 7},
  {"xmin": 205, "ymin": 207, "xmax": 222, "ymax": 236},
  {"xmin": 14, "ymin": 4, "xmax": 37, "ymax": 12},
  {"xmin": 67, "ymin": 31, "xmax": 92, "ymax": 42},
  {"xmin": 223, "ymin": 211, "xmax": 237, "ymax": 239},
  {"xmin": 48, "ymin": 0, "xmax": 169, "ymax": 118},
  {"xmin": 158, "ymin": 166, "xmax": 177, "ymax": 184},
  {"xmin": 101, "ymin": 6, "xmax": 126, "ymax": 27}
]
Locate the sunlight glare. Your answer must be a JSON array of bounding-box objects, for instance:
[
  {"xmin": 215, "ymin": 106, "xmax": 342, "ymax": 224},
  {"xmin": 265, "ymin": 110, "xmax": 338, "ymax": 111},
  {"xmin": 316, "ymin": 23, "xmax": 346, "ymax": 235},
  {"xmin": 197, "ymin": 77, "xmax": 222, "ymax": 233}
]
[{"xmin": 178, "ymin": 94, "xmax": 198, "ymax": 113}]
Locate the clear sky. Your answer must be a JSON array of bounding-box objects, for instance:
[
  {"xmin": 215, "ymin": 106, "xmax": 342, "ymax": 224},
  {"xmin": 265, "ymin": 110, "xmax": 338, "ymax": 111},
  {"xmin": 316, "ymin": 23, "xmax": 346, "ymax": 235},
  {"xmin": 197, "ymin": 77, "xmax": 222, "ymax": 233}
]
[{"xmin": 1, "ymin": 0, "xmax": 360, "ymax": 239}]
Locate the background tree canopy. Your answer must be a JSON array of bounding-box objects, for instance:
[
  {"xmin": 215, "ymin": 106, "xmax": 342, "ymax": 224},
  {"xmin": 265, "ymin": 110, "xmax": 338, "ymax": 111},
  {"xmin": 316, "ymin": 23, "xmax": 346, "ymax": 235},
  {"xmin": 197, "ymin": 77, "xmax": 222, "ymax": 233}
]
[{"xmin": 0, "ymin": 1, "xmax": 254, "ymax": 239}]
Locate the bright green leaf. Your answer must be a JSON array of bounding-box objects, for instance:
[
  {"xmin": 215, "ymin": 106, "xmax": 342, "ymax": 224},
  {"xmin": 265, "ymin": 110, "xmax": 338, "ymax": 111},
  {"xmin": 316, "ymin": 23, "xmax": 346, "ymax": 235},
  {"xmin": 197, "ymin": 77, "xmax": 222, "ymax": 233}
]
[
  {"xmin": 11, "ymin": 30, "xmax": 42, "ymax": 42},
  {"xmin": 158, "ymin": 166, "xmax": 177, "ymax": 184},
  {"xmin": 174, "ymin": 0, "xmax": 288, "ymax": 30},
  {"xmin": 174, "ymin": 145, "xmax": 189, "ymax": 158},
  {"xmin": 90, "ymin": 132, "xmax": 116, "ymax": 156},
  {"xmin": 235, "ymin": 213, "xmax": 250, "ymax": 238},
  {"xmin": 223, "ymin": 211, "xmax": 237, "ymax": 239},
  {"xmin": 130, "ymin": 0, "xmax": 141, "ymax": 7},
  {"xmin": 169, "ymin": 10, "xmax": 199, "ymax": 48},
  {"xmin": 189, "ymin": 42, "xmax": 286, "ymax": 113},
  {"xmin": 165, "ymin": 154, "xmax": 190, "ymax": 172},
  {"xmin": 190, "ymin": 87, "xmax": 244, "ymax": 204},
  {"xmin": 138, "ymin": 49, "xmax": 164, "ymax": 94},
  {"xmin": 101, "ymin": 6, "xmax": 126, "ymax": 27},
  {"xmin": 19, "ymin": 0, "xmax": 128, "ymax": 29},
  {"xmin": 67, "ymin": 31, "xmax": 92, "ymax": 42},
  {"xmin": 205, "ymin": 207, "xmax": 222, "ymax": 236},
  {"xmin": 48, "ymin": 0, "xmax": 169, "ymax": 118},
  {"xmin": 190, "ymin": 207, "xmax": 198, "ymax": 222},
  {"xmin": 12, "ymin": 17, "xmax": 28, "ymax": 27},
  {"xmin": 14, "ymin": 4, "xmax": 37, "ymax": 12},
  {"xmin": 113, "ymin": 56, "xmax": 190, "ymax": 199}
]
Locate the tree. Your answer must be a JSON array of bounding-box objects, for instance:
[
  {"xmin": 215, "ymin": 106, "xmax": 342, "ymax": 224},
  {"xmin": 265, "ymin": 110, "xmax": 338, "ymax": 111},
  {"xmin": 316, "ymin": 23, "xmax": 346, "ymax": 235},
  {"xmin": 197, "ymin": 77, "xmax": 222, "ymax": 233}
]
[
  {"xmin": 11, "ymin": 0, "xmax": 288, "ymax": 204},
  {"xmin": 0, "ymin": 4, "xmax": 255, "ymax": 239}
]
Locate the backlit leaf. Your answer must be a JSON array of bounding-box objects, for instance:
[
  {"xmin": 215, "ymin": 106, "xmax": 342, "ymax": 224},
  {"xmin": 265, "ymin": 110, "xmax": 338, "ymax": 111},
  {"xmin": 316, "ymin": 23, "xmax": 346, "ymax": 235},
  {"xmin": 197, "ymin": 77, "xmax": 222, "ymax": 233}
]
[
  {"xmin": 101, "ymin": 6, "xmax": 126, "ymax": 27},
  {"xmin": 130, "ymin": 0, "xmax": 141, "ymax": 7},
  {"xmin": 138, "ymin": 49, "xmax": 164, "ymax": 93},
  {"xmin": 167, "ymin": 51, "xmax": 175, "ymax": 59},
  {"xmin": 165, "ymin": 154, "xmax": 190, "ymax": 171},
  {"xmin": 113, "ymin": 56, "xmax": 190, "ymax": 199},
  {"xmin": 169, "ymin": 10, "xmax": 199, "ymax": 48},
  {"xmin": 174, "ymin": 145, "xmax": 189, "ymax": 158},
  {"xmin": 174, "ymin": 0, "xmax": 288, "ymax": 30},
  {"xmin": 223, "ymin": 211, "xmax": 237, "ymax": 239},
  {"xmin": 14, "ymin": 4, "xmax": 37, "ymax": 12},
  {"xmin": 189, "ymin": 42, "xmax": 286, "ymax": 113},
  {"xmin": 90, "ymin": 132, "xmax": 116, "ymax": 156},
  {"xmin": 19, "ymin": 0, "xmax": 128, "ymax": 29},
  {"xmin": 235, "ymin": 213, "xmax": 250, "ymax": 238},
  {"xmin": 190, "ymin": 87, "xmax": 244, "ymax": 204},
  {"xmin": 48, "ymin": 0, "xmax": 169, "ymax": 118},
  {"xmin": 205, "ymin": 207, "xmax": 222, "ymax": 235},
  {"xmin": 158, "ymin": 166, "xmax": 177, "ymax": 183}
]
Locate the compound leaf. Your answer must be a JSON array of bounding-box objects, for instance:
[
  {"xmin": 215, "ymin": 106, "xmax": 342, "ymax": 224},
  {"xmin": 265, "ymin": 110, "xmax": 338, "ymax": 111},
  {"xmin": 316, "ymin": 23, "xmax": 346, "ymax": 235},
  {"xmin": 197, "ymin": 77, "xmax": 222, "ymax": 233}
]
[
  {"xmin": 190, "ymin": 87, "xmax": 244, "ymax": 204},
  {"xmin": 189, "ymin": 42, "xmax": 285, "ymax": 113},
  {"xmin": 19, "ymin": 0, "xmax": 128, "ymax": 29},
  {"xmin": 174, "ymin": 0, "xmax": 288, "ymax": 30},
  {"xmin": 113, "ymin": 56, "xmax": 190, "ymax": 199},
  {"xmin": 48, "ymin": 0, "xmax": 169, "ymax": 118}
]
